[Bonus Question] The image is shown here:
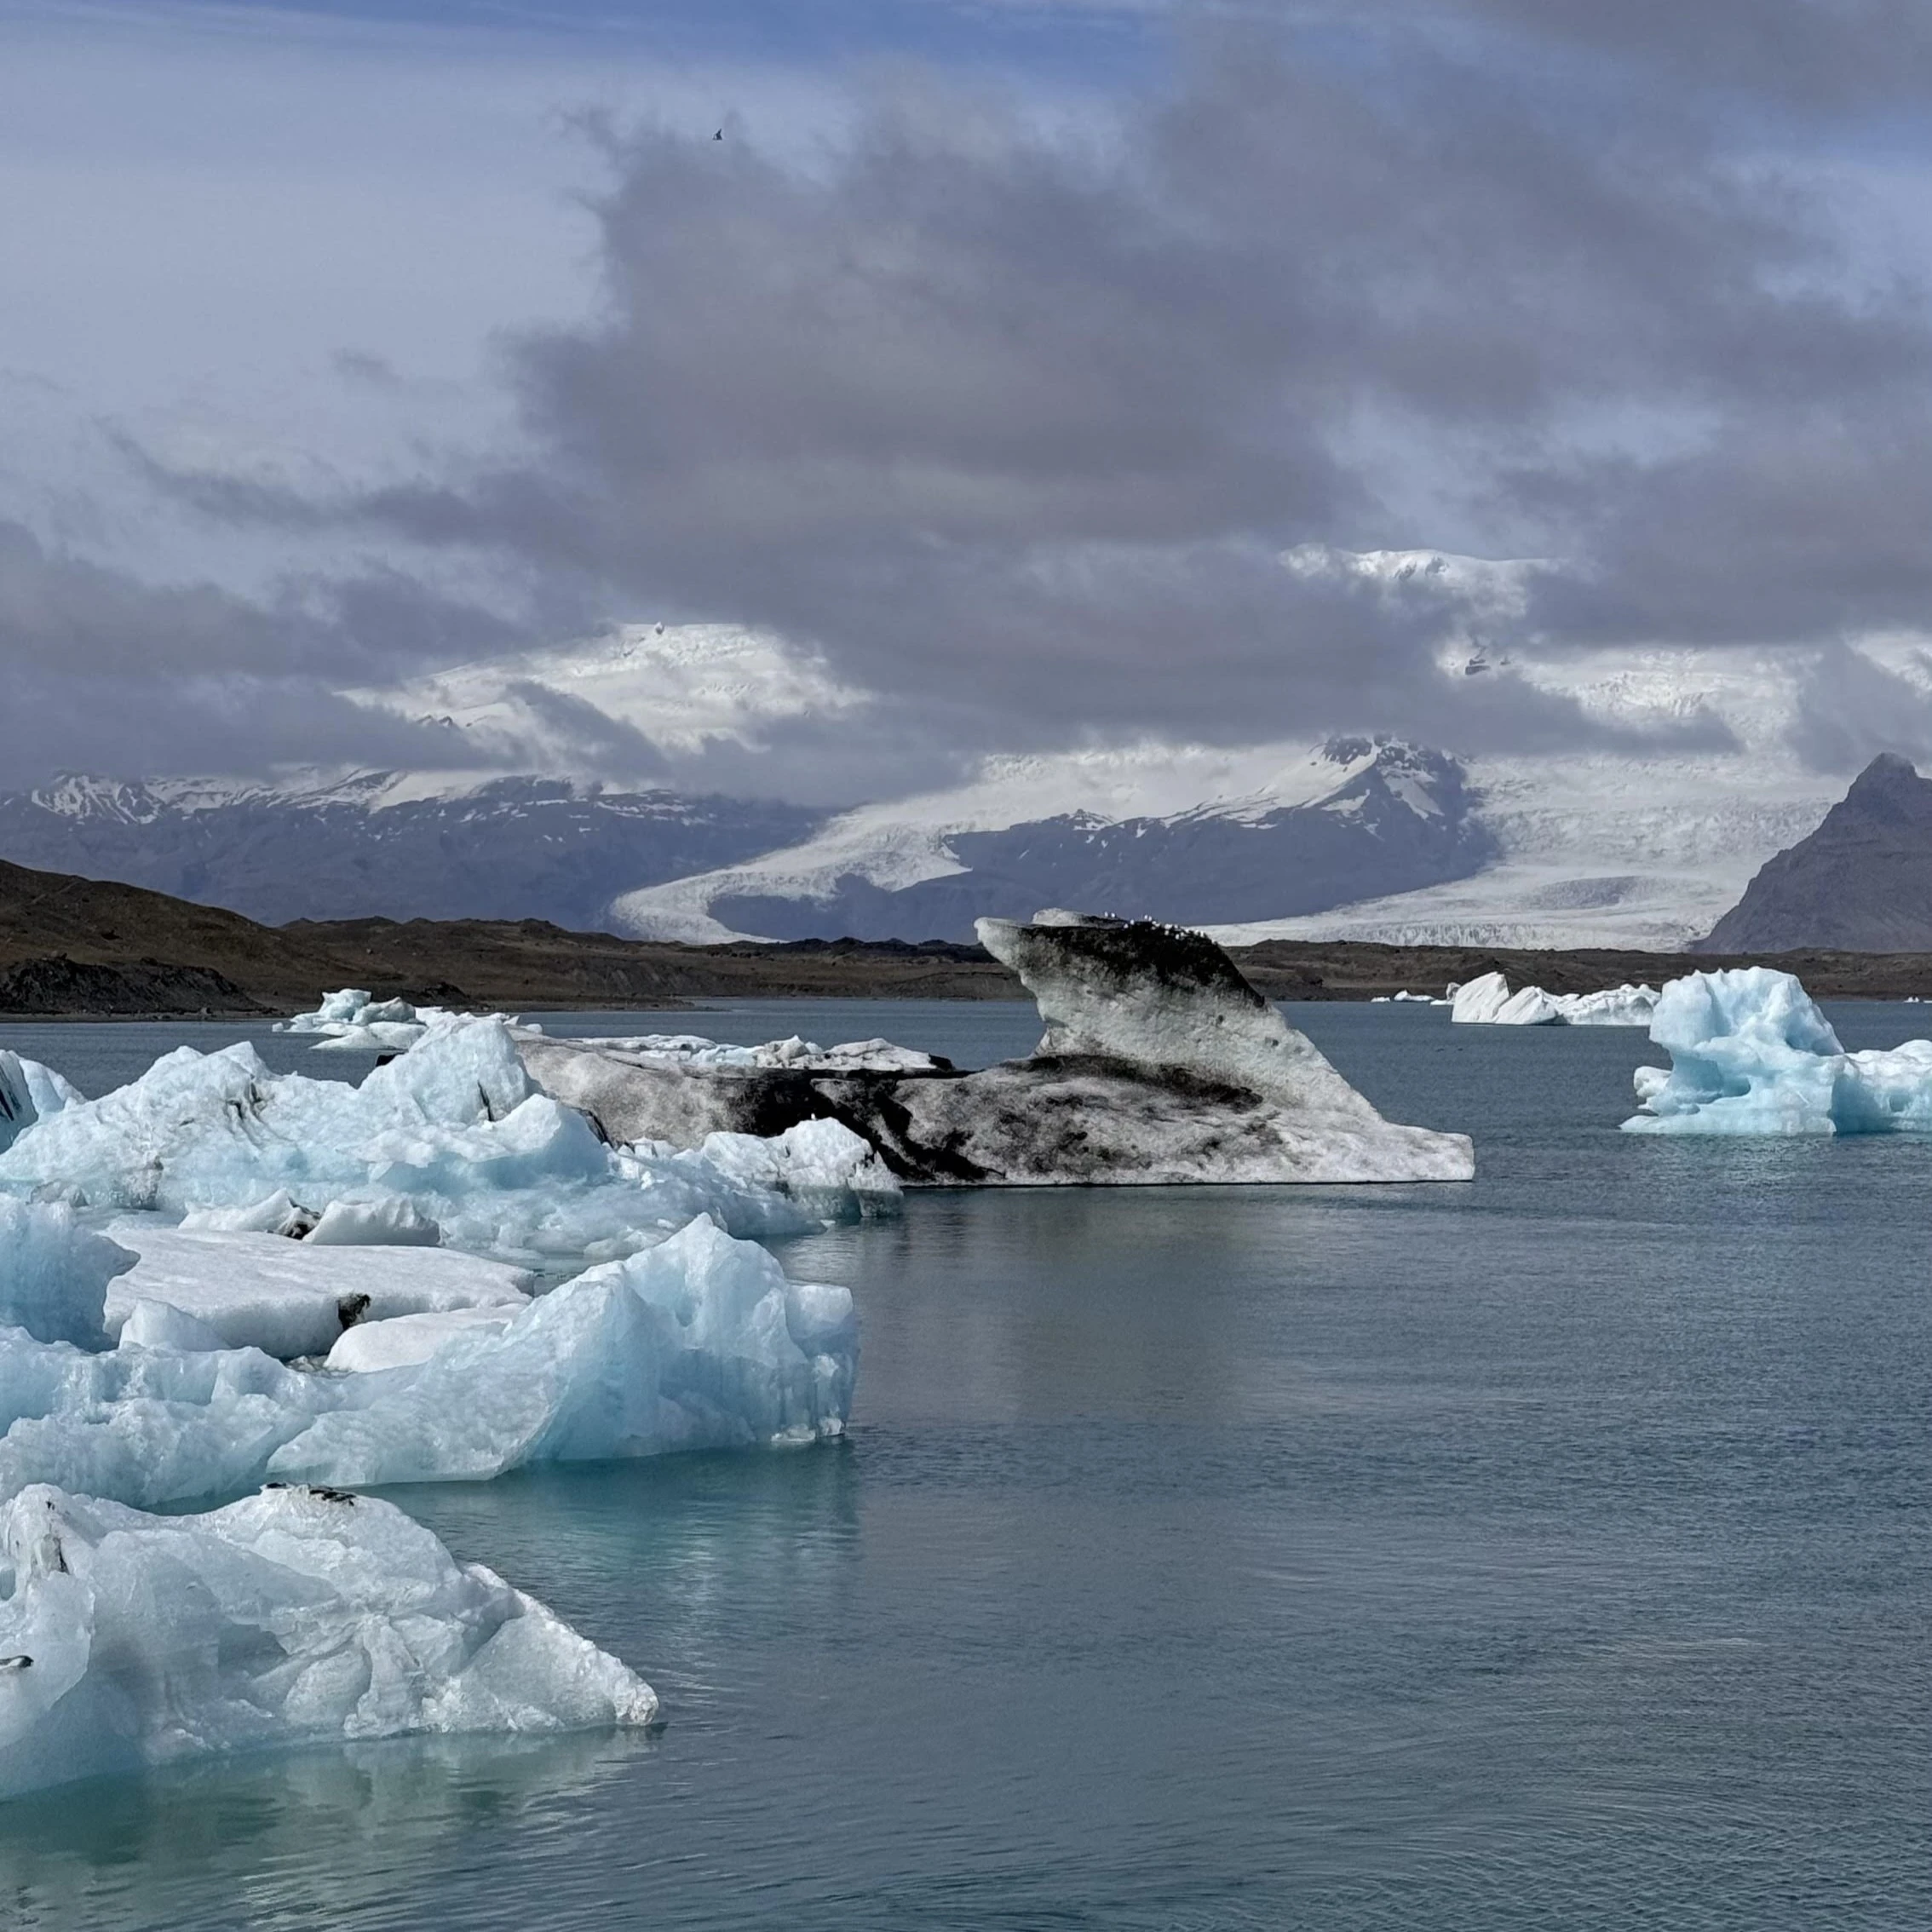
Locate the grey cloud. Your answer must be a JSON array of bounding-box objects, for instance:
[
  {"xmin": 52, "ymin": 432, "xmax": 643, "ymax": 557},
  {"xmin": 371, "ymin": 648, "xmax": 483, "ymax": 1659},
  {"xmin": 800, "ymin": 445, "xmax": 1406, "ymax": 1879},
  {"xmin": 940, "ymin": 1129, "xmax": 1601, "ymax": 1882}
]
[
  {"xmin": 0, "ymin": 519, "xmax": 542, "ymax": 785},
  {"xmin": 138, "ymin": 8, "xmax": 1932, "ymax": 769},
  {"xmin": 1785, "ymin": 644, "xmax": 1932, "ymax": 773}
]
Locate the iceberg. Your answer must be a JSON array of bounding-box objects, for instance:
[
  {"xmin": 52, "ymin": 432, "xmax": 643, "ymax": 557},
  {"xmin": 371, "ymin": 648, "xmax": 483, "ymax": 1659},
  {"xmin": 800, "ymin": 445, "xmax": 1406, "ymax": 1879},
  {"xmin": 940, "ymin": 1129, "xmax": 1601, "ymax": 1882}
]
[
  {"xmin": 1623, "ymin": 966, "xmax": 1932, "ymax": 1135},
  {"xmin": 0, "ymin": 1213, "xmax": 855, "ymax": 1509},
  {"xmin": 279, "ymin": 990, "xmax": 443, "ymax": 1053},
  {"xmin": 521, "ymin": 911, "xmax": 1474, "ymax": 1184},
  {"xmin": 0, "ymin": 1018, "xmax": 891, "ymax": 1269},
  {"xmin": 570, "ymin": 1032, "xmax": 948, "ymax": 1073},
  {"xmin": 1450, "ymin": 970, "xmax": 1657, "ymax": 1026},
  {"xmin": 0, "ymin": 1481, "xmax": 656, "ymax": 1798}
]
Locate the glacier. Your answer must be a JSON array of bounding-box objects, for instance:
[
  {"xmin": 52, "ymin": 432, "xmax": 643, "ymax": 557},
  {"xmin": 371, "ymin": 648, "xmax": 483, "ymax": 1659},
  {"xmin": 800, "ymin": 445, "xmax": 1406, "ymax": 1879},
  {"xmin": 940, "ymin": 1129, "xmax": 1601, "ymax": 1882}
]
[
  {"xmin": 1450, "ymin": 970, "xmax": 1658, "ymax": 1026},
  {"xmin": 0, "ymin": 1210, "xmax": 855, "ymax": 1508},
  {"xmin": 1623, "ymin": 967, "xmax": 1932, "ymax": 1135},
  {"xmin": 0, "ymin": 1481, "xmax": 657, "ymax": 1798}
]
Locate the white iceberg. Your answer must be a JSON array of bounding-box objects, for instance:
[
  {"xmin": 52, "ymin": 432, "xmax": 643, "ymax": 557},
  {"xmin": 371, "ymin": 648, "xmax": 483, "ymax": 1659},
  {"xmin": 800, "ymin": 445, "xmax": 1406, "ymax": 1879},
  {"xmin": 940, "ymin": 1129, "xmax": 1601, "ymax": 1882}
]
[
  {"xmin": 1623, "ymin": 966, "xmax": 1932, "ymax": 1135},
  {"xmin": 0, "ymin": 1213, "xmax": 856, "ymax": 1509},
  {"xmin": 0, "ymin": 1019, "xmax": 888, "ymax": 1270},
  {"xmin": 101, "ymin": 1223, "xmax": 532, "ymax": 1360},
  {"xmin": 0, "ymin": 1481, "xmax": 656, "ymax": 1798},
  {"xmin": 1450, "ymin": 970, "xmax": 1657, "ymax": 1026},
  {"xmin": 279, "ymin": 990, "xmax": 439, "ymax": 1053}
]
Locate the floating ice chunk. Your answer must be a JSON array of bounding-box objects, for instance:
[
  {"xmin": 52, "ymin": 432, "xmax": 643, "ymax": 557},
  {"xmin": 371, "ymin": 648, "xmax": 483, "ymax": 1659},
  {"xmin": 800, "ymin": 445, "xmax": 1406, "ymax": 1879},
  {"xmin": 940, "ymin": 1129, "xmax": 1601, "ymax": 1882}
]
[
  {"xmin": 102, "ymin": 1223, "xmax": 532, "ymax": 1360},
  {"xmin": 1620, "ymin": 967, "xmax": 1932, "ymax": 1135},
  {"xmin": 324, "ymin": 1306, "xmax": 520, "ymax": 1374},
  {"xmin": 280, "ymin": 992, "xmax": 529, "ymax": 1054},
  {"xmin": 572, "ymin": 1032, "xmax": 946, "ymax": 1072},
  {"xmin": 0, "ymin": 1216, "xmax": 856, "ymax": 1508},
  {"xmin": 270, "ymin": 1217, "xmax": 855, "ymax": 1485},
  {"xmin": 0, "ymin": 1482, "xmax": 657, "ymax": 1797},
  {"xmin": 0, "ymin": 1019, "xmax": 844, "ymax": 1269},
  {"xmin": 281, "ymin": 988, "xmax": 380, "ymax": 1032},
  {"xmin": 0, "ymin": 1200, "xmax": 129, "ymax": 1349},
  {"xmin": 305, "ymin": 1199, "xmax": 443, "ymax": 1247},
  {"xmin": 1450, "ymin": 970, "xmax": 1657, "ymax": 1026},
  {"xmin": 0, "ymin": 1054, "xmax": 80, "ymax": 1156},
  {"xmin": 117, "ymin": 1298, "xmax": 228, "ymax": 1353}
]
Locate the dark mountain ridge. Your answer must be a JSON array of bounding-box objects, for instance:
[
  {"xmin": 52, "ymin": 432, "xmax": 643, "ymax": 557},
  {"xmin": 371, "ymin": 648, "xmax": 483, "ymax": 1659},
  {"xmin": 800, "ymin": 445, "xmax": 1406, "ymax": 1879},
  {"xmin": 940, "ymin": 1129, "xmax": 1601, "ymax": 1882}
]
[{"xmin": 1700, "ymin": 753, "xmax": 1932, "ymax": 952}]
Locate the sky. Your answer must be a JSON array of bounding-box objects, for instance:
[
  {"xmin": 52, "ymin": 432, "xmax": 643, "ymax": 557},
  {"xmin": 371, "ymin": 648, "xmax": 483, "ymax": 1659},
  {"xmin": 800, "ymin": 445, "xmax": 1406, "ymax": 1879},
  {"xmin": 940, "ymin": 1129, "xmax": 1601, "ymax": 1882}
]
[{"xmin": 9, "ymin": 0, "xmax": 1932, "ymax": 796}]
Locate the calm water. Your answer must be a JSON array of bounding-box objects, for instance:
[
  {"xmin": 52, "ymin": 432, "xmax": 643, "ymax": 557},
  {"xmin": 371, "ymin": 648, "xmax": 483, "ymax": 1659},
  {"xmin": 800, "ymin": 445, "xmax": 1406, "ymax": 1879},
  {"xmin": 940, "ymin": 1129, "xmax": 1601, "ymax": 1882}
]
[{"xmin": 5, "ymin": 1001, "xmax": 1932, "ymax": 1929}]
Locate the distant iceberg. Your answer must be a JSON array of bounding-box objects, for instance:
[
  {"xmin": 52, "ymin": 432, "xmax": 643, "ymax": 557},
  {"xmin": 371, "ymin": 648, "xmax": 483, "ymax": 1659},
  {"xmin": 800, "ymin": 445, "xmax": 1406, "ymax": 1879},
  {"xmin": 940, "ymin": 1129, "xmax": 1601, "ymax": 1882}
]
[
  {"xmin": 1450, "ymin": 970, "xmax": 1657, "ymax": 1026},
  {"xmin": 1624, "ymin": 966, "xmax": 1932, "ymax": 1135},
  {"xmin": 276, "ymin": 989, "xmax": 496, "ymax": 1054},
  {"xmin": 0, "ymin": 1481, "xmax": 657, "ymax": 1798}
]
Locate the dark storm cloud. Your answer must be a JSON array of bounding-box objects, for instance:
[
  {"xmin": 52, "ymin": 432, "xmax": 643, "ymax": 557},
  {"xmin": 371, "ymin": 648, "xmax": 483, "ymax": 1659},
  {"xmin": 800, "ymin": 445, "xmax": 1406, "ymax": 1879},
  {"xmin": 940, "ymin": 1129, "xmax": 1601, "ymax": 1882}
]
[{"xmin": 131, "ymin": 2, "xmax": 1932, "ymax": 772}]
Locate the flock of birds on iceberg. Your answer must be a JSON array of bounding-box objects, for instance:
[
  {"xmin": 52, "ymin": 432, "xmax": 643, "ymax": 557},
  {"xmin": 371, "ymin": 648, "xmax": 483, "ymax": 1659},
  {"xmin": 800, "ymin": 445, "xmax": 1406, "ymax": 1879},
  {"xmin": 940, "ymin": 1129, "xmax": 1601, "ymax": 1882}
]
[{"xmin": 0, "ymin": 937, "xmax": 1926, "ymax": 1797}]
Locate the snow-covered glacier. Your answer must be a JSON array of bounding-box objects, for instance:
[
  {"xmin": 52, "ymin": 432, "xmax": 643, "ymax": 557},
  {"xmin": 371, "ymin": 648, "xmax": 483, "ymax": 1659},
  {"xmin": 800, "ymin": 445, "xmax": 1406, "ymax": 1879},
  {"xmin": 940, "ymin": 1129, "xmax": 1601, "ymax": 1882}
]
[
  {"xmin": 0, "ymin": 1481, "xmax": 657, "ymax": 1797},
  {"xmin": 1624, "ymin": 967, "xmax": 1932, "ymax": 1134},
  {"xmin": 1450, "ymin": 971, "xmax": 1658, "ymax": 1026}
]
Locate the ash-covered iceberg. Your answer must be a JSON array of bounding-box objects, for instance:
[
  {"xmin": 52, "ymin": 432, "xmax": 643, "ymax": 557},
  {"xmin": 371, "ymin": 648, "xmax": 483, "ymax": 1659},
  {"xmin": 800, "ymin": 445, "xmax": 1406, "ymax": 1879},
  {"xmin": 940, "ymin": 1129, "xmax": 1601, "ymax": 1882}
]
[
  {"xmin": 935, "ymin": 913, "xmax": 1473, "ymax": 1182},
  {"xmin": 519, "ymin": 911, "xmax": 1472, "ymax": 1184},
  {"xmin": 1623, "ymin": 966, "xmax": 1932, "ymax": 1135},
  {"xmin": 0, "ymin": 1210, "xmax": 855, "ymax": 1509},
  {"xmin": 1450, "ymin": 971, "xmax": 1657, "ymax": 1026},
  {"xmin": 0, "ymin": 1481, "xmax": 656, "ymax": 1798},
  {"xmin": 0, "ymin": 1018, "xmax": 894, "ymax": 1269}
]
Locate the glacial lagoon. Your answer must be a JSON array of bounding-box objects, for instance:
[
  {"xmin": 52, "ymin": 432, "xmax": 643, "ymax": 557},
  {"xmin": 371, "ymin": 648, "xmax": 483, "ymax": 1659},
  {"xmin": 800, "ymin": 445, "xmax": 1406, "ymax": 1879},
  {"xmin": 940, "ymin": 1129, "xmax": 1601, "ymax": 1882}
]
[{"xmin": 4, "ymin": 998, "xmax": 1932, "ymax": 1929}]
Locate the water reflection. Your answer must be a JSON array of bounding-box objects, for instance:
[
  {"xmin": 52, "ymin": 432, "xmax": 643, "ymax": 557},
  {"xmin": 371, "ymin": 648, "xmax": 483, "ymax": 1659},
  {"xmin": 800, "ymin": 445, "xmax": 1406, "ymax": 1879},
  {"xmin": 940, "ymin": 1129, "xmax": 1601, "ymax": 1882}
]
[{"xmin": 0, "ymin": 1731, "xmax": 653, "ymax": 1932}]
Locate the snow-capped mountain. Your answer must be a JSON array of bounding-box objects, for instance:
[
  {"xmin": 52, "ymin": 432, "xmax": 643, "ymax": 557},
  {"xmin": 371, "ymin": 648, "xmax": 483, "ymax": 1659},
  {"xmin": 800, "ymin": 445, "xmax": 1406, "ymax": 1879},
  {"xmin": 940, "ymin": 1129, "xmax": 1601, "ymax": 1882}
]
[
  {"xmin": 0, "ymin": 773, "xmax": 823, "ymax": 929},
  {"xmin": 0, "ymin": 576, "xmax": 1893, "ymax": 947},
  {"xmin": 610, "ymin": 739, "xmax": 1492, "ymax": 942}
]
